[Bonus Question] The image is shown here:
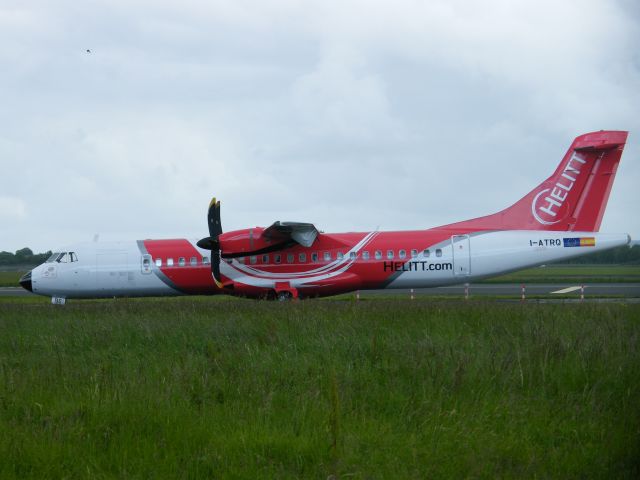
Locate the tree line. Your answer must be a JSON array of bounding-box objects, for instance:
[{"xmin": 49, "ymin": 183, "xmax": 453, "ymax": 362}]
[
  {"xmin": 0, "ymin": 244, "xmax": 637, "ymax": 267},
  {"xmin": 0, "ymin": 248, "xmax": 51, "ymax": 267}
]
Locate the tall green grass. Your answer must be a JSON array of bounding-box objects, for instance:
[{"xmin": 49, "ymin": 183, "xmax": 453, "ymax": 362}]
[
  {"xmin": 0, "ymin": 299, "xmax": 638, "ymax": 478},
  {"xmin": 484, "ymin": 264, "xmax": 640, "ymax": 283},
  {"xmin": 0, "ymin": 271, "xmax": 22, "ymax": 287}
]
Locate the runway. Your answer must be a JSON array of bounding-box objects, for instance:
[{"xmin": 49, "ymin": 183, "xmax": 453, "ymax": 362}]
[
  {"xmin": 2, "ymin": 283, "xmax": 639, "ymax": 299},
  {"xmin": 0, "ymin": 287, "xmax": 32, "ymax": 297}
]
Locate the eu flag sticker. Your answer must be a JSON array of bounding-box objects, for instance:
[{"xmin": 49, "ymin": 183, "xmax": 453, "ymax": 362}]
[{"xmin": 563, "ymin": 237, "xmax": 596, "ymax": 247}]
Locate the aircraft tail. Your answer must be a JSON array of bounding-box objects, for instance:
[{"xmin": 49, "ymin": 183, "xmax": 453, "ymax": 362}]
[{"xmin": 454, "ymin": 130, "xmax": 628, "ymax": 232}]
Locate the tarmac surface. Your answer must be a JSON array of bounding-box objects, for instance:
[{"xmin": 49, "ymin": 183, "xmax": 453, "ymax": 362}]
[
  {"xmin": 0, "ymin": 287, "xmax": 34, "ymax": 297},
  {"xmin": 2, "ymin": 283, "xmax": 640, "ymax": 299}
]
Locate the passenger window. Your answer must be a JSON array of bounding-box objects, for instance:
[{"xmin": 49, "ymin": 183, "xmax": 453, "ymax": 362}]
[
  {"xmin": 250, "ymin": 256, "xmax": 257, "ymax": 264},
  {"xmin": 275, "ymin": 254, "xmax": 281, "ymax": 264},
  {"xmin": 399, "ymin": 249, "xmax": 406, "ymax": 259},
  {"xmin": 190, "ymin": 256, "xmax": 197, "ymax": 266},
  {"xmin": 311, "ymin": 252, "xmax": 318, "ymax": 262},
  {"xmin": 155, "ymin": 258, "xmax": 162, "ymax": 267},
  {"xmin": 323, "ymin": 252, "xmax": 331, "ymax": 261},
  {"xmin": 262, "ymin": 254, "xmax": 269, "ymax": 264},
  {"xmin": 349, "ymin": 252, "xmax": 357, "ymax": 260},
  {"xmin": 202, "ymin": 256, "xmax": 210, "ymax": 265},
  {"xmin": 387, "ymin": 250, "xmax": 394, "ymax": 259},
  {"xmin": 375, "ymin": 250, "xmax": 382, "ymax": 260},
  {"xmin": 424, "ymin": 249, "xmax": 430, "ymax": 258},
  {"xmin": 411, "ymin": 249, "xmax": 418, "ymax": 258},
  {"xmin": 287, "ymin": 253, "xmax": 294, "ymax": 263},
  {"xmin": 237, "ymin": 257, "xmax": 245, "ymax": 264},
  {"xmin": 178, "ymin": 257, "xmax": 185, "ymax": 267},
  {"xmin": 436, "ymin": 248, "xmax": 442, "ymax": 257},
  {"xmin": 167, "ymin": 258, "xmax": 174, "ymax": 266},
  {"xmin": 299, "ymin": 253, "xmax": 306, "ymax": 262},
  {"xmin": 337, "ymin": 252, "xmax": 344, "ymax": 260},
  {"xmin": 363, "ymin": 251, "xmax": 370, "ymax": 260}
]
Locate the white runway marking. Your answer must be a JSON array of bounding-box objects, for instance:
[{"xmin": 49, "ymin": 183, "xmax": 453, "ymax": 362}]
[{"xmin": 551, "ymin": 286, "xmax": 583, "ymax": 294}]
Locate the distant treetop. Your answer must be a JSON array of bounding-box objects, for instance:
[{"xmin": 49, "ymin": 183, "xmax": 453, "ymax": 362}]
[{"xmin": 0, "ymin": 248, "xmax": 51, "ymax": 267}]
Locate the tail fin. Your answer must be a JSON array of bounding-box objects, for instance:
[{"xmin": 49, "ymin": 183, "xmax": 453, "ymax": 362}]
[{"xmin": 455, "ymin": 130, "xmax": 628, "ymax": 232}]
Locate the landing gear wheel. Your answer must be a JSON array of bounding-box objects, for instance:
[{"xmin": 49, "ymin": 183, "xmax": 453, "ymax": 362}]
[{"xmin": 277, "ymin": 291, "xmax": 293, "ymax": 302}]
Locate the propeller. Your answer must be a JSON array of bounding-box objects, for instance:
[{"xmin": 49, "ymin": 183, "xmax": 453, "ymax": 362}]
[{"xmin": 197, "ymin": 197, "xmax": 223, "ymax": 287}]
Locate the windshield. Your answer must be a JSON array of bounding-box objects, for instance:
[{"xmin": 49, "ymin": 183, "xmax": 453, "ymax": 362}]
[
  {"xmin": 45, "ymin": 251, "xmax": 78, "ymax": 263},
  {"xmin": 46, "ymin": 252, "xmax": 61, "ymax": 263}
]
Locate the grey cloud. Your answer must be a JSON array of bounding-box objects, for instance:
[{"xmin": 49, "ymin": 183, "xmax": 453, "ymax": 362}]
[{"xmin": 0, "ymin": 0, "xmax": 638, "ymax": 252}]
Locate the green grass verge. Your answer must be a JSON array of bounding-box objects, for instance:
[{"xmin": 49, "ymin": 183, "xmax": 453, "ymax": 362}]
[
  {"xmin": 481, "ymin": 264, "xmax": 640, "ymax": 283},
  {"xmin": 0, "ymin": 271, "xmax": 23, "ymax": 288},
  {"xmin": 0, "ymin": 299, "xmax": 638, "ymax": 478}
]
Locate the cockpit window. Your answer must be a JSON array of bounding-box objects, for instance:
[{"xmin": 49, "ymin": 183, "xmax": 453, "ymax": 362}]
[
  {"xmin": 47, "ymin": 252, "xmax": 78, "ymax": 263},
  {"xmin": 46, "ymin": 252, "xmax": 61, "ymax": 263}
]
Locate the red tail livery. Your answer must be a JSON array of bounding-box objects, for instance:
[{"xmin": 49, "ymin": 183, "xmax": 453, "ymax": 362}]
[{"xmin": 450, "ymin": 130, "xmax": 627, "ymax": 232}]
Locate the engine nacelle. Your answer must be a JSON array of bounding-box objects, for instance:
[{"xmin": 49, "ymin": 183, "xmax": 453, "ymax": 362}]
[{"xmin": 218, "ymin": 228, "xmax": 272, "ymax": 257}]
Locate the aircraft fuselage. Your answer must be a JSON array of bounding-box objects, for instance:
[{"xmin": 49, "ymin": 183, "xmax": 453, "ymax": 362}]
[{"xmin": 26, "ymin": 230, "xmax": 630, "ymax": 300}]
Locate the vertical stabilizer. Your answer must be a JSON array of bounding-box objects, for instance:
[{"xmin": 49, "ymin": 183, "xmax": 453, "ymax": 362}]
[{"xmin": 451, "ymin": 130, "xmax": 628, "ymax": 232}]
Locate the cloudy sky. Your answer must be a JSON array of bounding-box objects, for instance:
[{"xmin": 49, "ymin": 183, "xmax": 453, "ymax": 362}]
[{"xmin": 1, "ymin": 0, "xmax": 639, "ymax": 253}]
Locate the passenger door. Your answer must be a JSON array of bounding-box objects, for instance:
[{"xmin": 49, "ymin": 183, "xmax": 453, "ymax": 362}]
[
  {"xmin": 452, "ymin": 235, "xmax": 471, "ymax": 276},
  {"xmin": 141, "ymin": 254, "xmax": 152, "ymax": 274}
]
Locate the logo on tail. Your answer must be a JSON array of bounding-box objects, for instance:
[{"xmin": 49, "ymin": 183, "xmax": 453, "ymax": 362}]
[{"xmin": 531, "ymin": 152, "xmax": 587, "ymax": 225}]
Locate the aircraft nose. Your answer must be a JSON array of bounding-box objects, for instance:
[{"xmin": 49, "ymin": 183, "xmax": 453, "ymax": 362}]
[{"xmin": 19, "ymin": 271, "xmax": 33, "ymax": 292}]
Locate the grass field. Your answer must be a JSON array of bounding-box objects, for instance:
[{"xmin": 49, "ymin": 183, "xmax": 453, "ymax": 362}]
[
  {"xmin": 0, "ymin": 298, "xmax": 638, "ymax": 478},
  {"xmin": 0, "ymin": 271, "xmax": 24, "ymax": 288},
  {"xmin": 485, "ymin": 264, "xmax": 640, "ymax": 284}
]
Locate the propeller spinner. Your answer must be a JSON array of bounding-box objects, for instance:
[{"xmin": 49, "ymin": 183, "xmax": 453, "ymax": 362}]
[{"xmin": 197, "ymin": 198, "xmax": 223, "ymax": 287}]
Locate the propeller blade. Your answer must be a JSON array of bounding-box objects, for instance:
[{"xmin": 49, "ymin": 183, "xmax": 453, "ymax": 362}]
[
  {"xmin": 208, "ymin": 197, "xmax": 222, "ymax": 238},
  {"xmin": 211, "ymin": 252, "xmax": 222, "ymax": 288},
  {"xmin": 197, "ymin": 197, "xmax": 224, "ymax": 288}
]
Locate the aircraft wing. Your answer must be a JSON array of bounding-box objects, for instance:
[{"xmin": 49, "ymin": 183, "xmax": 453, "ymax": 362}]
[{"xmin": 262, "ymin": 221, "xmax": 319, "ymax": 247}]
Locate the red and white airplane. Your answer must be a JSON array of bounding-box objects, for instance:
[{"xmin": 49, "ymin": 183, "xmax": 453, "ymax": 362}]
[{"xmin": 20, "ymin": 130, "xmax": 631, "ymax": 303}]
